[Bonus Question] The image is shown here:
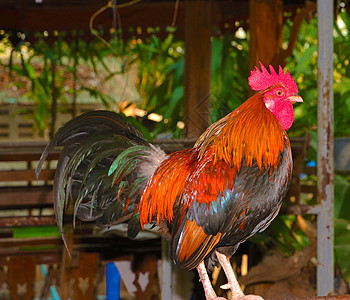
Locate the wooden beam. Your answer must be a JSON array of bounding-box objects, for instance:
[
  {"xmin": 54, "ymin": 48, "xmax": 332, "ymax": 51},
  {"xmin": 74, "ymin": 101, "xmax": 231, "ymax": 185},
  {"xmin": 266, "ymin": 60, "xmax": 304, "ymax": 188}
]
[
  {"xmin": 184, "ymin": 0, "xmax": 212, "ymax": 138},
  {"xmin": 0, "ymin": 250, "xmax": 60, "ymax": 265},
  {"xmin": 0, "ymin": 0, "xmax": 307, "ymax": 43},
  {"xmin": 248, "ymin": 0, "xmax": 283, "ymax": 70},
  {"xmin": 0, "ymin": 1, "xmax": 249, "ymax": 41},
  {"xmin": 0, "ymin": 150, "xmax": 60, "ymax": 162}
]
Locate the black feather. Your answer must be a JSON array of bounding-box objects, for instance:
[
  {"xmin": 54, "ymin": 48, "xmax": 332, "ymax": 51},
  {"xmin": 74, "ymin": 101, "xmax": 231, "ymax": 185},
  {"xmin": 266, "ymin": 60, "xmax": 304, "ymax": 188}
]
[{"xmin": 35, "ymin": 110, "xmax": 163, "ymax": 251}]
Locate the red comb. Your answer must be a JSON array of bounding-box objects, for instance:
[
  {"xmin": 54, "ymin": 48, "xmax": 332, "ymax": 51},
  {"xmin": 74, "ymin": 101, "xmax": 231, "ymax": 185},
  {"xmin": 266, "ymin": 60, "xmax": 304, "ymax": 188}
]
[{"xmin": 248, "ymin": 62, "xmax": 298, "ymax": 94}]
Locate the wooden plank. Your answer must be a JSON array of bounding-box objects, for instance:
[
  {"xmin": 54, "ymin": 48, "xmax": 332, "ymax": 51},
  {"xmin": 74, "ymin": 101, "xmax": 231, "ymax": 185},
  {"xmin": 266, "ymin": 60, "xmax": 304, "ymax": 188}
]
[
  {"xmin": 0, "ymin": 235, "xmax": 162, "ymax": 252},
  {"xmin": 0, "ymin": 169, "xmax": 55, "ymax": 181},
  {"xmin": 0, "ymin": 250, "xmax": 61, "ymax": 265},
  {"xmin": 303, "ymin": 166, "xmax": 316, "ymax": 175},
  {"xmin": 0, "ymin": 186, "xmax": 53, "ymax": 207},
  {"xmin": 0, "ymin": 216, "xmax": 56, "ymax": 227},
  {"xmin": 0, "ymin": 151, "xmax": 60, "ymax": 162},
  {"xmin": 301, "ymin": 185, "xmax": 317, "ymax": 194},
  {"xmin": 184, "ymin": 0, "xmax": 212, "ymax": 138},
  {"xmin": 0, "ymin": 237, "xmax": 60, "ymax": 247}
]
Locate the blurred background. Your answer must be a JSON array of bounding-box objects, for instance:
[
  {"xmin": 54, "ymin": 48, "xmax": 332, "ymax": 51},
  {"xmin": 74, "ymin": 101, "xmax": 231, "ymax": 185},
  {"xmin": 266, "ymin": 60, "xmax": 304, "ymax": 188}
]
[{"xmin": 0, "ymin": 0, "xmax": 349, "ymax": 299}]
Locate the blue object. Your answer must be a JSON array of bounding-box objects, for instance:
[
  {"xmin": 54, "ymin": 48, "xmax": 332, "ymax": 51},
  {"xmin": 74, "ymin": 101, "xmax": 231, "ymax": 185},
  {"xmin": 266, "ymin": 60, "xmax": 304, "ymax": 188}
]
[
  {"xmin": 106, "ymin": 262, "xmax": 121, "ymax": 300},
  {"xmin": 50, "ymin": 286, "xmax": 61, "ymax": 300},
  {"xmin": 40, "ymin": 265, "xmax": 60, "ymax": 300},
  {"xmin": 306, "ymin": 160, "xmax": 316, "ymax": 167}
]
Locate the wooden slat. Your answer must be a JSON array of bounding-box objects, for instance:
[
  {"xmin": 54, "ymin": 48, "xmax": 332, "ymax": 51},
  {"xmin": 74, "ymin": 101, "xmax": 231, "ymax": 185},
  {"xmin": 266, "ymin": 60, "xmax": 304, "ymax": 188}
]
[
  {"xmin": 0, "ymin": 169, "xmax": 55, "ymax": 181},
  {"xmin": 0, "ymin": 216, "xmax": 56, "ymax": 227},
  {"xmin": 0, "ymin": 151, "xmax": 60, "ymax": 162},
  {"xmin": 301, "ymin": 184, "xmax": 317, "ymax": 194},
  {"xmin": 0, "ymin": 186, "xmax": 53, "ymax": 207},
  {"xmin": 0, "ymin": 235, "xmax": 162, "ymax": 249},
  {"xmin": 303, "ymin": 166, "xmax": 316, "ymax": 175},
  {"xmin": 0, "ymin": 249, "xmax": 61, "ymax": 265},
  {"xmin": 0, "ymin": 237, "xmax": 60, "ymax": 247}
]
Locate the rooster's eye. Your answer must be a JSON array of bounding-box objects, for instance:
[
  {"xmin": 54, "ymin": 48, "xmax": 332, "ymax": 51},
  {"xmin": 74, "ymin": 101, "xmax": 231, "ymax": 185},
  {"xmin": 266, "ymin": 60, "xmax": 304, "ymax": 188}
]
[{"xmin": 276, "ymin": 90, "xmax": 282, "ymax": 96}]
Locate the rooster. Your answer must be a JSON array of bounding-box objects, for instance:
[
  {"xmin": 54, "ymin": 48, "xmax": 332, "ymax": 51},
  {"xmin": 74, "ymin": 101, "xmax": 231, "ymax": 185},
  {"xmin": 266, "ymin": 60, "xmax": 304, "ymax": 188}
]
[{"xmin": 36, "ymin": 63, "xmax": 302, "ymax": 300}]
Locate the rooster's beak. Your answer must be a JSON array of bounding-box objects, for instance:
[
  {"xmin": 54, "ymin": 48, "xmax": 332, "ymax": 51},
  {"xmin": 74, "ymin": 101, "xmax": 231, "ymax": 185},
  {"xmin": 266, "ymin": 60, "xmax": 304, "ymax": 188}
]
[{"xmin": 288, "ymin": 95, "xmax": 303, "ymax": 103}]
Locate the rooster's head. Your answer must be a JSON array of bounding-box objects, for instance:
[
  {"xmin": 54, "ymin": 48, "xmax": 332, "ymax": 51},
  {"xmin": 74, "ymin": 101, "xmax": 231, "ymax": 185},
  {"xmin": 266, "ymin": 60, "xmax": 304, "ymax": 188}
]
[{"xmin": 248, "ymin": 62, "xmax": 303, "ymax": 130}]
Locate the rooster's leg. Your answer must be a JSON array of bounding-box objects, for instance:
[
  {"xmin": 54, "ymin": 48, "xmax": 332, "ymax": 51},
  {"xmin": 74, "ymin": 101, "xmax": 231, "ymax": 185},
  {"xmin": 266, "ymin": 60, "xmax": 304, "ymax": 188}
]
[
  {"xmin": 216, "ymin": 251, "xmax": 244, "ymax": 298},
  {"xmin": 197, "ymin": 261, "xmax": 226, "ymax": 300},
  {"xmin": 216, "ymin": 251, "xmax": 263, "ymax": 300}
]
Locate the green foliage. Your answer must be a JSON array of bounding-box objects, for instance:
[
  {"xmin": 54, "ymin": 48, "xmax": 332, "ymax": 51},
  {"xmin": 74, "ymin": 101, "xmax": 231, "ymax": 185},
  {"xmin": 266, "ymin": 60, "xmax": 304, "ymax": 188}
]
[
  {"xmin": 128, "ymin": 32, "xmax": 185, "ymax": 137},
  {"xmin": 286, "ymin": 11, "xmax": 350, "ymax": 139},
  {"xmin": 334, "ymin": 174, "xmax": 350, "ymax": 282},
  {"xmin": 334, "ymin": 175, "xmax": 350, "ymax": 220},
  {"xmin": 334, "ymin": 10, "xmax": 350, "ymax": 137},
  {"xmin": 211, "ymin": 34, "xmax": 249, "ymax": 122},
  {"xmin": 335, "ymin": 218, "xmax": 350, "ymax": 282},
  {"xmin": 1, "ymin": 32, "xmax": 125, "ymax": 136},
  {"xmin": 250, "ymin": 214, "xmax": 310, "ymax": 256}
]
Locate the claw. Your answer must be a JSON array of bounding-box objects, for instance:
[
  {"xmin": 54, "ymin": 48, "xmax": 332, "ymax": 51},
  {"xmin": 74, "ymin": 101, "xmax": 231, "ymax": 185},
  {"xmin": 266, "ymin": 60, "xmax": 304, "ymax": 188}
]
[{"xmin": 220, "ymin": 283, "xmax": 231, "ymax": 290}]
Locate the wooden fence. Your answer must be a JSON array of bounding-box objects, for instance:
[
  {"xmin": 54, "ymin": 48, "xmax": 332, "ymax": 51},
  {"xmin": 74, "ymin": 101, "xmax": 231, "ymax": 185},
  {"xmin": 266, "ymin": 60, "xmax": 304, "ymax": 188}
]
[{"xmin": 0, "ymin": 103, "xmax": 103, "ymax": 141}]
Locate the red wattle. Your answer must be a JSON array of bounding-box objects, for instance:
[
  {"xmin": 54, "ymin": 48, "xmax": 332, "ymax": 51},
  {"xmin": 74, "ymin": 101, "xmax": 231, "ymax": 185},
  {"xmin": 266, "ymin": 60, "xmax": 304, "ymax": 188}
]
[{"xmin": 274, "ymin": 101, "xmax": 294, "ymax": 130}]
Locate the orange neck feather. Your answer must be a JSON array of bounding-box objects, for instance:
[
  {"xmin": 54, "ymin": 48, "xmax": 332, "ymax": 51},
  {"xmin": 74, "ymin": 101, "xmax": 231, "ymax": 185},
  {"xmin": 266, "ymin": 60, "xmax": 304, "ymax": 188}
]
[{"xmin": 195, "ymin": 92, "xmax": 285, "ymax": 171}]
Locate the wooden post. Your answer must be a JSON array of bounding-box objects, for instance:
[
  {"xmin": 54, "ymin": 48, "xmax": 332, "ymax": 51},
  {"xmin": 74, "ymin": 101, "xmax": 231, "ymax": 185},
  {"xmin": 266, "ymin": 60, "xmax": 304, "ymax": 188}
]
[
  {"xmin": 59, "ymin": 223, "xmax": 75, "ymax": 299},
  {"xmin": 57, "ymin": 193, "xmax": 78, "ymax": 299},
  {"xmin": 184, "ymin": 0, "xmax": 212, "ymax": 139},
  {"xmin": 249, "ymin": 0, "xmax": 283, "ymax": 70}
]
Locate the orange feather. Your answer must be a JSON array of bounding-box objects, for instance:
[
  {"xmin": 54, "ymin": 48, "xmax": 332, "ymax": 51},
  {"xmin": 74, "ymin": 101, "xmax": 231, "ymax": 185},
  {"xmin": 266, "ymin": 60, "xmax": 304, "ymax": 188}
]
[
  {"xmin": 176, "ymin": 219, "xmax": 222, "ymax": 268},
  {"xmin": 139, "ymin": 91, "xmax": 285, "ymax": 228},
  {"xmin": 139, "ymin": 149, "xmax": 197, "ymax": 226}
]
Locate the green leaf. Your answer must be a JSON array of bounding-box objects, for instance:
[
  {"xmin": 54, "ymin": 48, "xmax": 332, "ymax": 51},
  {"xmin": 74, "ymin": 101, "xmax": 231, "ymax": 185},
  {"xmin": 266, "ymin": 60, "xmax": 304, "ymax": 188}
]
[
  {"xmin": 335, "ymin": 218, "xmax": 350, "ymax": 282},
  {"xmin": 164, "ymin": 86, "xmax": 183, "ymax": 119},
  {"xmin": 293, "ymin": 44, "xmax": 317, "ymax": 78},
  {"xmin": 334, "ymin": 175, "xmax": 350, "ymax": 220}
]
